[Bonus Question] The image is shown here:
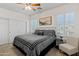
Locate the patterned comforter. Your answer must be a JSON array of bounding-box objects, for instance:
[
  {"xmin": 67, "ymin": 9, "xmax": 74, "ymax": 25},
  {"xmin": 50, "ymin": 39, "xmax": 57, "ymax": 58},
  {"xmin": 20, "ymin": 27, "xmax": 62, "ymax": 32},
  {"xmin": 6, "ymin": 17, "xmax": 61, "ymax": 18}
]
[{"xmin": 13, "ymin": 34, "xmax": 56, "ymax": 56}]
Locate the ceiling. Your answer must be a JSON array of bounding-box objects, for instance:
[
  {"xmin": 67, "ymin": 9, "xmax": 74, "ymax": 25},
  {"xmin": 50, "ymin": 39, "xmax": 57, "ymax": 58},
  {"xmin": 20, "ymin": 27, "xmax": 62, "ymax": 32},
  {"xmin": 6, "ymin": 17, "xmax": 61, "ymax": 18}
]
[{"xmin": 0, "ymin": 3, "xmax": 65, "ymax": 15}]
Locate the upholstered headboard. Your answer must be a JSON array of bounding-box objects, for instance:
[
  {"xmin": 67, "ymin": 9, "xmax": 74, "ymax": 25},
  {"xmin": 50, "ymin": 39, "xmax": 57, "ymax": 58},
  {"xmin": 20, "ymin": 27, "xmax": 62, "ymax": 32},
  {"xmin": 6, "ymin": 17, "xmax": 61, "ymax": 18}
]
[{"xmin": 34, "ymin": 30, "xmax": 56, "ymax": 37}]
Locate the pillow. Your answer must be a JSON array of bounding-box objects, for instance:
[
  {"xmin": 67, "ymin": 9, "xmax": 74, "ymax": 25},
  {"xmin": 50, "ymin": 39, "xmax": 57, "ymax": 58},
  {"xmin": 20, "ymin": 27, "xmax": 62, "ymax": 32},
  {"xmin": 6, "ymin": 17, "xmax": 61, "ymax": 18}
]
[
  {"xmin": 37, "ymin": 31, "xmax": 44, "ymax": 35},
  {"xmin": 34, "ymin": 30, "xmax": 44, "ymax": 35},
  {"xmin": 34, "ymin": 30, "xmax": 56, "ymax": 36},
  {"xmin": 43, "ymin": 30, "xmax": 56, "ymax": 37},
  {"xmin": 34, "ymin": 30, "xmax": 39, "ymax": 34}
]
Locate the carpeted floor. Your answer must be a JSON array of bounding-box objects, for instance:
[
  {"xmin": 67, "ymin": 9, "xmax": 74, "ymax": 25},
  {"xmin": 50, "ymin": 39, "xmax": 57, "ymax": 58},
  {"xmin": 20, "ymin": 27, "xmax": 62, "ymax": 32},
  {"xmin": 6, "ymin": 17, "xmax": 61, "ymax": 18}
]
[{"xmin": 0, "ymin": 43, "xmax": 66, "ymax": 56}]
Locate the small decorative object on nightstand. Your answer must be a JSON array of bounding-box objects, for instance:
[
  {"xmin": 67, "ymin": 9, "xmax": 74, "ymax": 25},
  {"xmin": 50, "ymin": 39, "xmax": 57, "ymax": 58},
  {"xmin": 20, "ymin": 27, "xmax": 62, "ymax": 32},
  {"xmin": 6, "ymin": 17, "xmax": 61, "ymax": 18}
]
[{"xmin": 55, "ymin": 36, "xmax": 63, "ymax": 49}]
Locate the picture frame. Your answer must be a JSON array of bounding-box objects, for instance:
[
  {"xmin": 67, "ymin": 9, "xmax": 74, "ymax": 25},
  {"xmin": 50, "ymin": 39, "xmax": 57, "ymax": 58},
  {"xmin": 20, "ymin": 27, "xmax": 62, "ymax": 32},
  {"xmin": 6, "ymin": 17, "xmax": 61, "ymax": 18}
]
[{"xmin": 39, "ymin": 16, "xmax": 52, "ymax": 26}]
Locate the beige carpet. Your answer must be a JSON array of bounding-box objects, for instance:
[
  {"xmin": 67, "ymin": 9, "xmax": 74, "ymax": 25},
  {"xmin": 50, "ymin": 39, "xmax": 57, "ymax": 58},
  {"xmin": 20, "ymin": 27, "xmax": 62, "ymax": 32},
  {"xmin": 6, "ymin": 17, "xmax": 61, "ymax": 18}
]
[{"xmin": 0, "ymin": 44, "xmax": 66, "ymax": 56}]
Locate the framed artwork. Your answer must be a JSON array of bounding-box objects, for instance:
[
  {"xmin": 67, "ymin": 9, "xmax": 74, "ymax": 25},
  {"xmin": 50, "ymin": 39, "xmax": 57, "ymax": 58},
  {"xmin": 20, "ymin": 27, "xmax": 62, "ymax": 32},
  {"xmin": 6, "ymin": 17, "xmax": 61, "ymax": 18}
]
[{"xmin": 39, "ymin": 16, "xmax": 52, "ymax": 26}]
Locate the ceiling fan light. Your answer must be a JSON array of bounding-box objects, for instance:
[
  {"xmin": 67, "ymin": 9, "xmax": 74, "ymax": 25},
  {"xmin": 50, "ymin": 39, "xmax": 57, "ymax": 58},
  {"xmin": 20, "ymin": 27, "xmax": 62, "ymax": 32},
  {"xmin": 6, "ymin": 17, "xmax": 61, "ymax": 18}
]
[
  {"xmin": 25, "ymin": 6, "xmax": 28, "ymax": 9},
  {"xmin": 28, "ymin": 6, "xmax": 31, "ymax": 10},
  {"xmin": 25, "ymin": 6, "xmax": 31, "ymax": 10}
]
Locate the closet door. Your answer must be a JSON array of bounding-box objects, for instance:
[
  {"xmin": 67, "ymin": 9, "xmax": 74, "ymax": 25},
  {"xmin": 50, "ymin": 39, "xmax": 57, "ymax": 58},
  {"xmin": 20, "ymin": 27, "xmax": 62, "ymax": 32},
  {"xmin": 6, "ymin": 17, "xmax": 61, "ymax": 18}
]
[
  {"xmin": 9, "ymin": 19, "xmax": 26, "ymax": 43},
  {"xmin": 0, "ymin": 18, "xmax": 9, "ymax": 45}
]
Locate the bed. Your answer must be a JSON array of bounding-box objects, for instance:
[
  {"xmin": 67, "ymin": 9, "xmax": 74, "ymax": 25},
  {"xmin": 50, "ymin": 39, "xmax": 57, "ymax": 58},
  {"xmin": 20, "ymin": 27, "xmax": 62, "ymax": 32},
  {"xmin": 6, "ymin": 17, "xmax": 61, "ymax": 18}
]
[{"xmin": 13, "ymin": 30, "xmax": 56, "ymax": 56}]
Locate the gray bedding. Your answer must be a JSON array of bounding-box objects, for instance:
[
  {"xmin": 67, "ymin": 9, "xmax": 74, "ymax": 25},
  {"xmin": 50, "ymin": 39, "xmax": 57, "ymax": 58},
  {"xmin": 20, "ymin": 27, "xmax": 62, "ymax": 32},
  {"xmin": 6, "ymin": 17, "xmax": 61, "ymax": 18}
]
[{"xmin": 13, "ymin": 30, "xmax": 56, "ymax": 56}]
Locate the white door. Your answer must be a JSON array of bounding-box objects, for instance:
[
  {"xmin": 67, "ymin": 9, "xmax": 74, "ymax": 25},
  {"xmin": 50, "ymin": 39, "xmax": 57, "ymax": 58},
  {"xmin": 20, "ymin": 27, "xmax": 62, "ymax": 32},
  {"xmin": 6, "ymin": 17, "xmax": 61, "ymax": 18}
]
[
  {"xmin": 0, "ymin": 18, "xmax": 9, "ymax": 45},
  {"xmin": 9, "ymin": 19, "xmax": 26, "ymax": 43}
]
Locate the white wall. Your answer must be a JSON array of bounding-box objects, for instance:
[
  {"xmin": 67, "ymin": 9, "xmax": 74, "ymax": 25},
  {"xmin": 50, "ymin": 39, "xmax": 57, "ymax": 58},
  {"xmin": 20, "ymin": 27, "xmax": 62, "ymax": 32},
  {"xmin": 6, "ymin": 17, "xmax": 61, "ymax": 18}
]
[
  {"xmin": 0, "ymin": 8, "xmax": 31, "ymax": 44},
  {"xmin": 0, "ymin": 8, "xmax": 30, "ymax": 33},
  {"xmin": 31, "ymin": 4, "xmax": 79, "ymax": 38},
  {"xmin": 0, "ymin": 8, "xmax": 25, "ymax": 20}
]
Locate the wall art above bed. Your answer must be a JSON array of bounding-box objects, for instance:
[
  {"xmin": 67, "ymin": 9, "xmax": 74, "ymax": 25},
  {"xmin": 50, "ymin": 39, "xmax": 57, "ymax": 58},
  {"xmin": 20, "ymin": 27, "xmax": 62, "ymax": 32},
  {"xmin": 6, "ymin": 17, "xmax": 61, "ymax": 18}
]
[{"xmin": 39, "ymin": 16, "xmax": 52, "ymax": 26}]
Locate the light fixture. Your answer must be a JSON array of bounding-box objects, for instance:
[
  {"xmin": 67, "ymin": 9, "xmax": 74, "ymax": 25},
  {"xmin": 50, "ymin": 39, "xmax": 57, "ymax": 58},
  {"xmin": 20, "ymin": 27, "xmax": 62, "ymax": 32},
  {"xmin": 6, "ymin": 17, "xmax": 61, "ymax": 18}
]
[
  {"xmin": 25, "ymin": 6, "xmax": 31, "ymax": 10},
  {"xmin": 17, "ymin": 3, "xmax": 42, "ymax": 11},
  {"xmin": 25, "ymin": 4, "xmax": 32, "ymax": 10}
]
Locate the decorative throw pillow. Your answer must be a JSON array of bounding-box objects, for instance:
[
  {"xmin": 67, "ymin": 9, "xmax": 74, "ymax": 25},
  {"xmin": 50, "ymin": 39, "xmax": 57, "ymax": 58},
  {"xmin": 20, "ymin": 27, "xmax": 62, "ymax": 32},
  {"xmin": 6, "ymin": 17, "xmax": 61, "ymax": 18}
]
[
  {"xmin": 37, "ymin": 31, "xmax": 44, "ymax": 35},
  {"xmin": 34, "ymin": 30, "xmax": 44, "ymax": 35}
]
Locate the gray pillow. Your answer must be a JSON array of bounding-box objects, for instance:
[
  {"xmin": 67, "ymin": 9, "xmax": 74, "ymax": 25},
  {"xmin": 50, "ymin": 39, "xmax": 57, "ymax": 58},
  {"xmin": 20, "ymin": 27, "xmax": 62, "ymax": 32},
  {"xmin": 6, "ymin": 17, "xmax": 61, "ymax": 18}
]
[
  {"xmin": 43, "ymin": 30, "xmax": 56, "ymax": 36},
  {"xmin": 34, "ymin": 30, "xmax": 44, "ymax": 35},
  {"xmin": 34, "ymin": 30, "xmax": 56, "ymax": 37}
]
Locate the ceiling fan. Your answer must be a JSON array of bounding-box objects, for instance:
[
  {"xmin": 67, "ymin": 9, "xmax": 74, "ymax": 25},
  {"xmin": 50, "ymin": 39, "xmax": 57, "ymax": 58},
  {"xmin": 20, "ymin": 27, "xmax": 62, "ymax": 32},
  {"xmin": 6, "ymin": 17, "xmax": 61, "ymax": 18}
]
[{"xmin": 16, "ymin": 3, "xmax": 42, "ymax": 11}]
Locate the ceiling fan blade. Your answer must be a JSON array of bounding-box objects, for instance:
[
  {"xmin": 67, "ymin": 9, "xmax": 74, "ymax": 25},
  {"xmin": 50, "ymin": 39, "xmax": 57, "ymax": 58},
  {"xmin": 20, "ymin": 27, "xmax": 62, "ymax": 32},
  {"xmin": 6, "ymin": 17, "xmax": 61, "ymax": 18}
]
[
  {"xmin": 37, "ymin": 7, "xmax": 42, "ymax": 9},
  {"xmin": 16, "ymin": 3, "xmax": 25, "ymax": 7},
  {"xmin": 31, "ymin": 8, "xmax": 42, "ymax": 11},
  {"xmin": 16, "ymin": 3, "xmax": 26, "ymax": 5},
  {"xmin": 31, "ymin": 7, "xmax": 36, "ymax": 10},
  {"xmin": 31, "ymin": 4, "xmax": 40, "ymax": 6},
  {"xmin": 16, "ymin": 3, "xmax": 42, "ymax": 11}
]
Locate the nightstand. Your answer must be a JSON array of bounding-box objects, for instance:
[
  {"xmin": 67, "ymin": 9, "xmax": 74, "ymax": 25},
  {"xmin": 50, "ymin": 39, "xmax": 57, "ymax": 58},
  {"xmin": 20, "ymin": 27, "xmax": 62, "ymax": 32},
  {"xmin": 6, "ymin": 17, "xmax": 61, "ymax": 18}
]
[{"xmin": 55, "ymin": 36, "xmax": 63, "ymax": 49}]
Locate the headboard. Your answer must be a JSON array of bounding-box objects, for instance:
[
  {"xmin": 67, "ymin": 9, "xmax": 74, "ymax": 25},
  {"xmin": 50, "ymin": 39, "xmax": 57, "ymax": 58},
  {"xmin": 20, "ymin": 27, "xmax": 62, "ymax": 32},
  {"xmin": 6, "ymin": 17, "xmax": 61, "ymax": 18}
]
[{"xmin": 34, "ymin": 30, "xmax": 56, "ymax": 37}]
